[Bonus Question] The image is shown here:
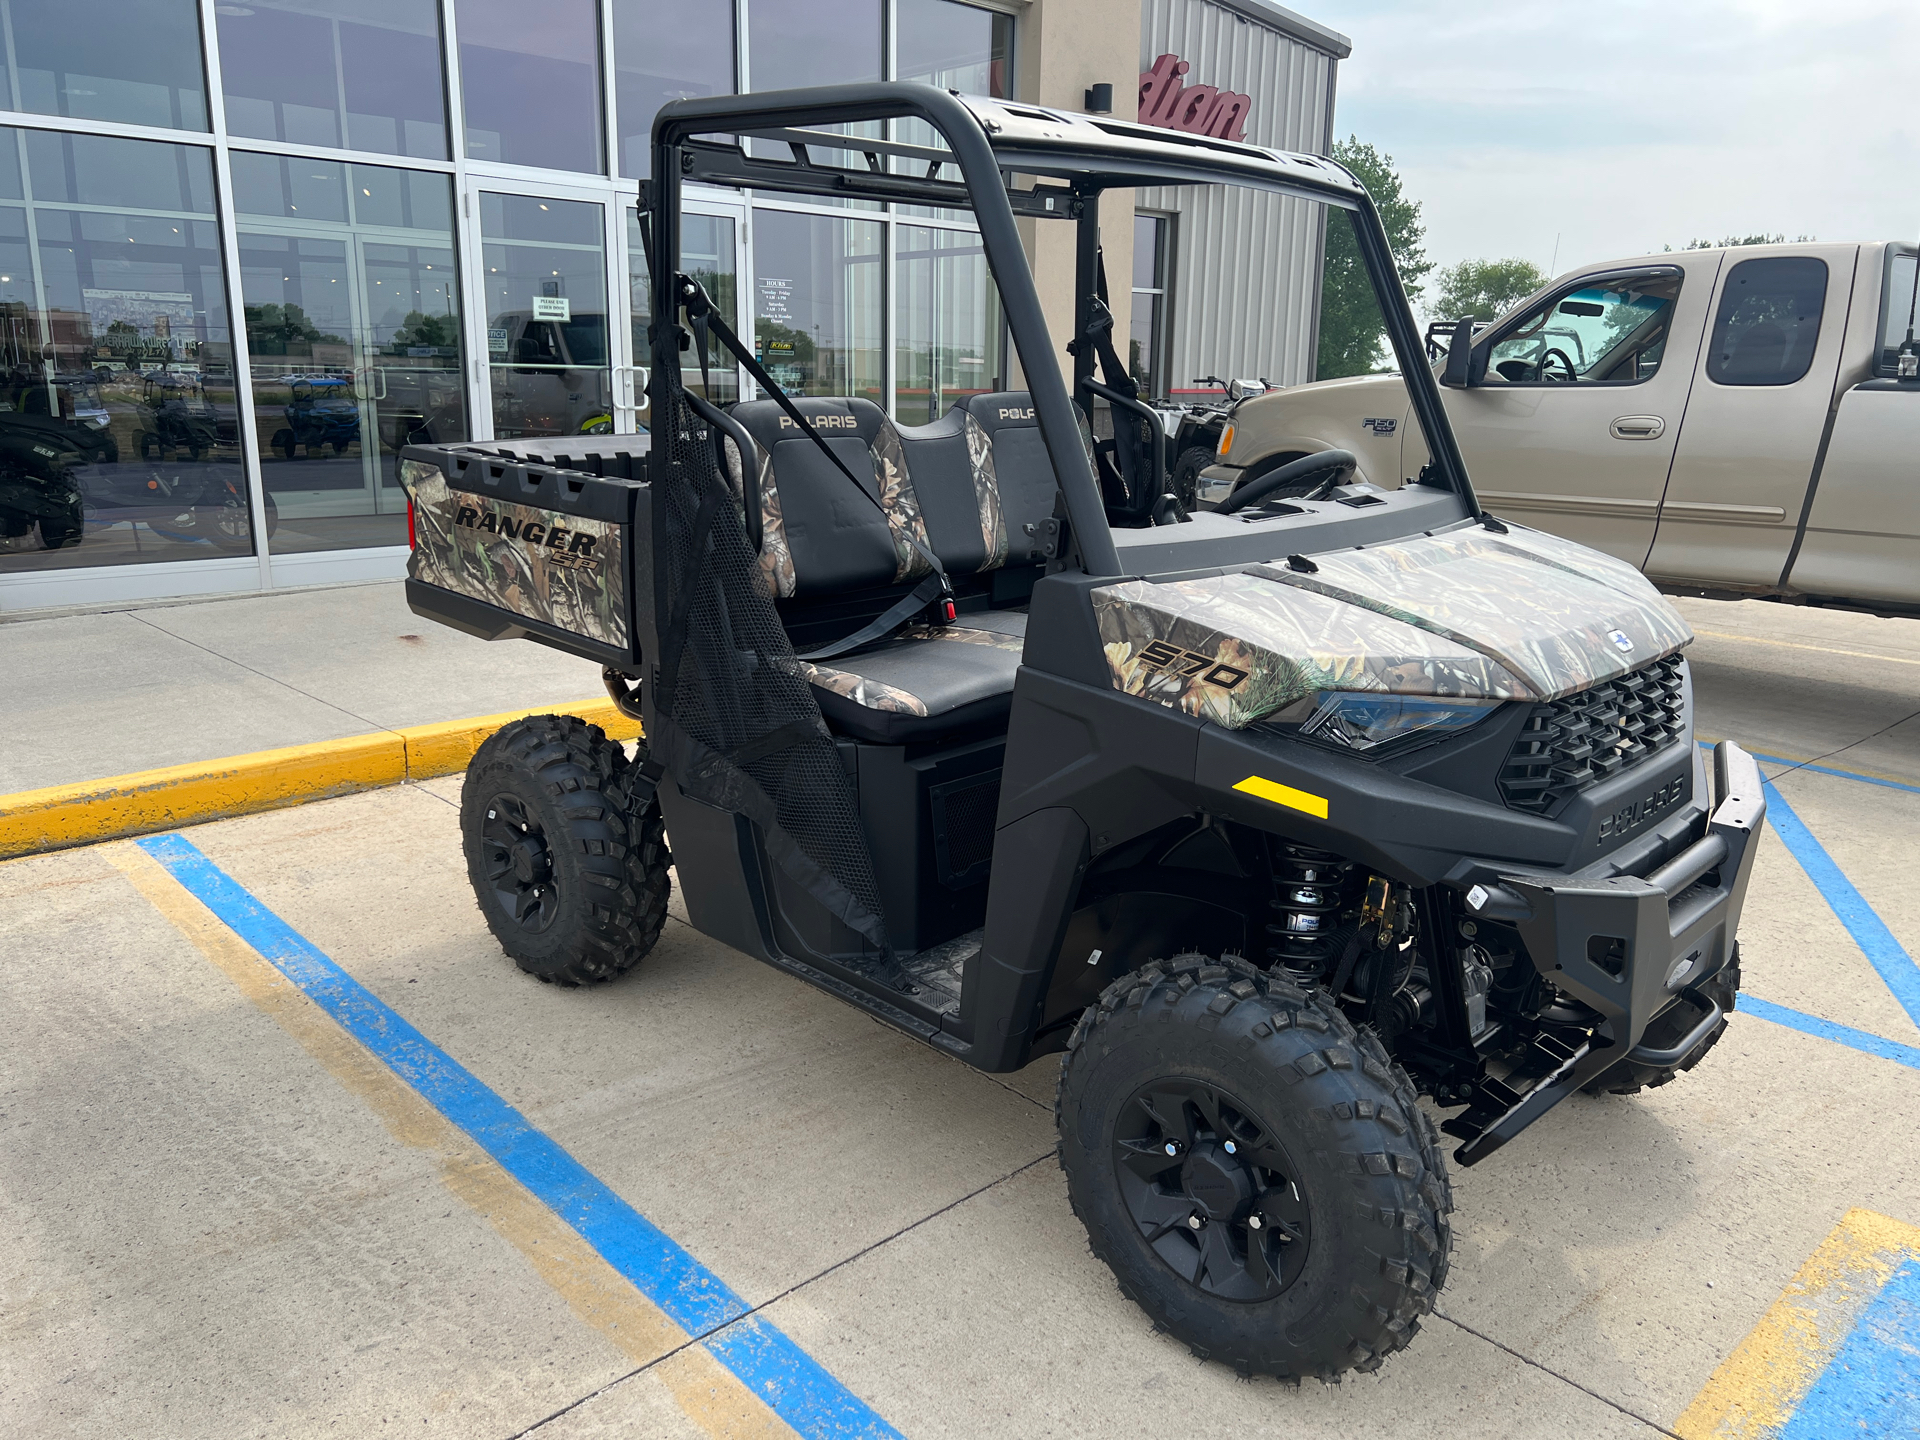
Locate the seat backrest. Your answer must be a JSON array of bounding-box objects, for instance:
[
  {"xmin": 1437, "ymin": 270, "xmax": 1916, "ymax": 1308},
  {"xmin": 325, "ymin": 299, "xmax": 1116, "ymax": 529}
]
[
  {"xmin": 949, "ymin": 391, "xmax": 1068, "ymax": 568},
  {"xmin": 729, "ymin": 396, "xmax": 934, "ymax": 600}
]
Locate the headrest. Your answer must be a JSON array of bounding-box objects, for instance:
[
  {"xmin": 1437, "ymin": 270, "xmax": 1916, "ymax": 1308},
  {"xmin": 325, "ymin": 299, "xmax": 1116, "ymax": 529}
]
[{"xmin": 730, "ymin": 395, "xmax": 890, "ymax": 453}]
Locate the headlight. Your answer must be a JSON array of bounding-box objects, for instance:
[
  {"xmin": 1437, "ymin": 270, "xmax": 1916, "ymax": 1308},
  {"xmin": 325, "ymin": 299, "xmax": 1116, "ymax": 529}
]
[
  {"xmin": 1270, "ymin": 691, "xmax": 1502, "ymax": 754},
  {"xmin": 1216, "ymin": 421, "xmax": 1235, "ymax": 460}
]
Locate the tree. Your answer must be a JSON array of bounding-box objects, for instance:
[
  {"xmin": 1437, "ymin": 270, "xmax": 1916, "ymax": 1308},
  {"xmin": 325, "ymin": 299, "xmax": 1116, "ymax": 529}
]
[
  {"xmin": 244, "ymin": 302, "xmax": 344, "ymax": 355},
  {"xmin": 391, "ymin": 311, "xmax": 459, "ymax": 349},
  {"xmin": 1430, "ymin": 258, "xmax": 1549, "ymax": 324},
  {"xmin": 1316, "ymin": 137, "xmax": 1430, "ymax": 380},
  {"xmin": 1665, "ymin": 233, "xmax": 1814, "ymax": 251}
]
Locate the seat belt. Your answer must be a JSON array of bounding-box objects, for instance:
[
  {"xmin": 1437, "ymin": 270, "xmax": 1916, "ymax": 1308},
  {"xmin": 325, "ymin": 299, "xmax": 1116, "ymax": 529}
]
[{"xmin": 672, "ymin": 273, "xmax": 955, "ymax": 663}]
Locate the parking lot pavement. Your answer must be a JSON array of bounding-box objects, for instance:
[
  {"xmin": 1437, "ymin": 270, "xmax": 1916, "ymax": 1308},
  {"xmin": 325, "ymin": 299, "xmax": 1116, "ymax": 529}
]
[{"xmin": 4, "ymin": 598, "xmax": 1918, "ymax": 1438}]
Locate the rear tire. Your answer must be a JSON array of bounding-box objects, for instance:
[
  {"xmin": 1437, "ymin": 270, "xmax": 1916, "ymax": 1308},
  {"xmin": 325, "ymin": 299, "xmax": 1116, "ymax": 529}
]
[
  {"xmin": 1170, "ymin": 445, "xmax": 1213, "ymax": 512},
  {"xmin": 1582, "ymin": 946, "xmax": 1740, "ymax": 1096},
  {"xmin": 460, "ymin": 715, "xmax": 671, "ymax": 986},
  {"xmin": 1056, "ymin": 953, "xmax": 1453, "ymax": 1380}
]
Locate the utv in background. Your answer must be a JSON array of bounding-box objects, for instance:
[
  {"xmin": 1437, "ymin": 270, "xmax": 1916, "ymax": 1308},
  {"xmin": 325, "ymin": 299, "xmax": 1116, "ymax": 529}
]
[{"xmin": 397, "ymin": 85, "xmax": 1762, "ymax": 1382}]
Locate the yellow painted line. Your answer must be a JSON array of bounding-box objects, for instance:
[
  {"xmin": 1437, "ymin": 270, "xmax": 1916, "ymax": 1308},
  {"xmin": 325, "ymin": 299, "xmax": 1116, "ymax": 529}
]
[
  {"xmin": 0, "ymin": 700, "xmax": 642, "ymax": 861},
  {"xmin": 1233, "ymin": 774, "xmax": 1330, "ymax": 819},
  {"xmin": 1674, "ymin": 1207, "xmax": 1920, "ymax": 1439},
  {"xmin": 102, "ymin": 840, "xmax": 791, "ymax": 1440},
  {"xmin": 1692, "ymin": 628, "xmax": 1920, "ymax": 669}
]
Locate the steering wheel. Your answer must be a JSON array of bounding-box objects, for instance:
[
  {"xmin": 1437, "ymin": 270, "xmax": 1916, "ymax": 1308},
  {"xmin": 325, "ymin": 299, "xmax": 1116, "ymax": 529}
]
[
  {"xmin": 1534, "ymin": 347, "xmax": 1578, "ymax": 382},
  {"xmin": 1212, "ymin": 449, "xmax": 1358, "ymax": 515}
]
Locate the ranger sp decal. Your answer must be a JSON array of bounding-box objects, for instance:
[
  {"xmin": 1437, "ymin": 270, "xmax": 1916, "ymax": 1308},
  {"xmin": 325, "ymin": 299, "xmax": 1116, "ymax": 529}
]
[{"xmin": 399, "ymin": 459, "xmax": 628, "ymax": 649}]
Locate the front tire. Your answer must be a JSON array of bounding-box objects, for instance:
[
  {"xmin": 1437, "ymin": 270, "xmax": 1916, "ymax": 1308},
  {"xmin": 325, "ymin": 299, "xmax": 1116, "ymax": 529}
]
[
  {"xmin": 1170, "ymin": 445, "xmax": 1213, "ymax": 512},
  {"xmin": 1057, "ymin": 954, "xmax": 1452, "ymax": 1379},
  {"xmin": 460, "ymin": 715, "xmax": 671, "ymax": 986}
]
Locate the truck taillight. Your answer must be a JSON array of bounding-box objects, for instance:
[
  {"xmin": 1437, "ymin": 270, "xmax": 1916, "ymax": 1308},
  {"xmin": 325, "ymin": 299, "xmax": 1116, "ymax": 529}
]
[{"xmin": 1216, "ymin": 422, "xmax": 1235, "ymax": 460}]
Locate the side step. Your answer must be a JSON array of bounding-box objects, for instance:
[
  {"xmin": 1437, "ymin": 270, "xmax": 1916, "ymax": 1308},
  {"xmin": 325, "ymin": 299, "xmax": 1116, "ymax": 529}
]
[
  {"xmin": 1443, "ymin": 1029, "xmax": 1592, "ymax": 1166},
  {"xmin": 896, "ymin": 928, "xmax": 979, "ymax": 1016}
]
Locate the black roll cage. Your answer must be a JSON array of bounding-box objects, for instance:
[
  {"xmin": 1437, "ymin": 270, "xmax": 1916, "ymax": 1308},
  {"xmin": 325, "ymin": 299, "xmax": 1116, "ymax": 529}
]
[{"xmin": 647, "ymin": 82, "xmax": 1478, "ymax": 578}]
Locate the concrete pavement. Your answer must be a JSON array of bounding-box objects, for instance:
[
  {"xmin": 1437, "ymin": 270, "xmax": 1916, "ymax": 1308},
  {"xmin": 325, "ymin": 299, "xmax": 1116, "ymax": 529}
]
[{"xmin": 2, "ymin": 594, "xmax": 1918, "ymax": 1437}]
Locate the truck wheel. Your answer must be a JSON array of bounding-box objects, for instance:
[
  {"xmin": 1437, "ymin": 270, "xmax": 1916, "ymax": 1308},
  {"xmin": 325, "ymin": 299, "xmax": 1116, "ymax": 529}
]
[
  {"xmin": 1582, "ymin": 946, "xmax": 1740, "ymax": 1096},
  {"xmin": 1170, "ymin": 445, "xmax": 1213, "ymax": 512},
  {"xmin": 460, "ymin": 715, "xmax": 671, "ymax": 986},
  {"xmin": 1056, "ymin": 954, "xmax": 1452, "ymax": 1379}
]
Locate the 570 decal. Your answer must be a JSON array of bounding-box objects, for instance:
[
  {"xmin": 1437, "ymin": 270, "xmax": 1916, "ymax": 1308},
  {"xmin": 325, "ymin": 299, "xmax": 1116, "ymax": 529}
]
[{"xmin": 1139, "ymin": 639, "xmax": 1249, "ymax": 690}]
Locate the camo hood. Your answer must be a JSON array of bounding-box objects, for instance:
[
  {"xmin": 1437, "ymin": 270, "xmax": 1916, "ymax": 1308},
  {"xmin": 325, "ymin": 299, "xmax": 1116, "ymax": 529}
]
[{"xmin": 1091, "ymin": 522, "xmax": 1693, "ymax": 730}]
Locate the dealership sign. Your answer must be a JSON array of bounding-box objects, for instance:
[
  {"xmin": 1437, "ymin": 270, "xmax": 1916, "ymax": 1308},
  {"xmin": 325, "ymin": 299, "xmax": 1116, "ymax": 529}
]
[{"xmin": 1137, "ymin": 53, "xmax": 1252, "ymax": 141}]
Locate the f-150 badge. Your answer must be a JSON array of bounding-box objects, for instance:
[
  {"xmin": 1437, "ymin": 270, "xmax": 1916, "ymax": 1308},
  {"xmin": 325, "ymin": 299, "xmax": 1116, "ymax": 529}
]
[{"xmin": 1361, "ymin": 417, "xmax": 1396, "ymax": 436}]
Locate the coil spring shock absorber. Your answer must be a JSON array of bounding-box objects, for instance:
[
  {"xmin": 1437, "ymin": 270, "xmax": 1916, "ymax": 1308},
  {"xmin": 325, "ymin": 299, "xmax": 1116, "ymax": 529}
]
[{"xmin": 1265, "ymin": 840, "xmax": 1363, "ymax": 985}]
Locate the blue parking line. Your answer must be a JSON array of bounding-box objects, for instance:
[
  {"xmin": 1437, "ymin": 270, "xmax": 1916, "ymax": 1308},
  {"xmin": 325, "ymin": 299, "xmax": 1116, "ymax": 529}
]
[
  {"xmin": 1778, "ymin": 1255, "xmax": 1920, "ymax": 1438},
  {"xmin": 135, "ymin": 832, "xmax": 903, "ymax": 1440},
  {"xmin": 1762, "ymin": 782, "xmax": 1920, "ymax": 1032},
  {"xmin": 1751, "ymin": 753, "xmax": 1920, "ymax": 797},
  {"xmin": 1738, "ymin": 994, "xmax": 1920, "ymax": 1074}
]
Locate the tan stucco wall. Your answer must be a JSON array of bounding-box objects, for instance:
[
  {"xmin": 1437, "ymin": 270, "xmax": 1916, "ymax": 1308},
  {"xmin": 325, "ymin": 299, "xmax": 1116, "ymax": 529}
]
[{"xmin": 1010, "ymin": 0, "xmax": 1141, "ymax": 386}]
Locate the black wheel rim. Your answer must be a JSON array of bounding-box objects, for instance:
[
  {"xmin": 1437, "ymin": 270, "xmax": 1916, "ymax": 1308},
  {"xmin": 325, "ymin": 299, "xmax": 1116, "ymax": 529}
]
[
  {"xmin": 1114, "ymin": 1078, "xmax": 1311, "ymax": 1302},
  {"xmin": 480, "ymin": 793, "xmax": 561, "ymax": 934}
]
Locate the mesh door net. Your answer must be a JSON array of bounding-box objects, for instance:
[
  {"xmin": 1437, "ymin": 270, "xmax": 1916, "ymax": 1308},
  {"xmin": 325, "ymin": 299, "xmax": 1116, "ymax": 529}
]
[{"xmin": 649, "ymin": 382, "xmax": 897, "ymax": 973}]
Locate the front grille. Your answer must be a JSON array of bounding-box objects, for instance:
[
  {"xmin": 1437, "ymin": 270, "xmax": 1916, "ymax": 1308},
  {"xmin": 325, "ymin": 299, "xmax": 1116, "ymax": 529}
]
[{"xmin": 1499, "ymin": 655, "xmax": 1687, "ymax": 815}]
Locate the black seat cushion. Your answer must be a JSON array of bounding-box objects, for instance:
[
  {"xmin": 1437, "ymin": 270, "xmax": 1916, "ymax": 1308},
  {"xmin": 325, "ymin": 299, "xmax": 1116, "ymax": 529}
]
[{"xmin": 799, "ymin": 609, "xmax": 1027, "ymax": 744}]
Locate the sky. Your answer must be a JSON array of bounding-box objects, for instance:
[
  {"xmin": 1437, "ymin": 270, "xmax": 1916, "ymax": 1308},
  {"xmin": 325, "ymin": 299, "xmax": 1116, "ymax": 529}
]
[{"xmin": 1320, "ymin": 0, "xmax": 1920, "ymax": 291}]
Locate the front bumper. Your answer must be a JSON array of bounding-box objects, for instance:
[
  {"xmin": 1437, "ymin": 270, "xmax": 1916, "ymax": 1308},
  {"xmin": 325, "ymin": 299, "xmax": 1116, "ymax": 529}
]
[{"xmin": 1446, "ymin": 740, "xmax": 1765, "ymax": 1164}]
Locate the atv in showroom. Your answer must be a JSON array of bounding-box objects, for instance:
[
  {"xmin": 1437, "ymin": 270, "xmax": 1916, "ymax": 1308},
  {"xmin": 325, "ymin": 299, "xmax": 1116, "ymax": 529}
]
[{"xmin": 396, "ymin": 84, "xmax": 1762, "ymax": 1380}]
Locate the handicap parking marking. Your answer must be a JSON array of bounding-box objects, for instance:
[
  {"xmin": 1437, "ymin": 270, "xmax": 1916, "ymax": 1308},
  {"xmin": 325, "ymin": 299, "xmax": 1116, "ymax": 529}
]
[
  {"xmin": 1676, "ymin": 1209, "xmax": 1920, "ymax": 1439},
  {"xmin": 1737, "ymin": 994, "xmax": 1920, "ymax": 1074},
  {"xmin": 115, "ymin": 831, "xmax": 903, "ymax": 1440},
  {"xmin": 1758, "ymin": 780, "xmax": 1920, "ymax": 1035}
]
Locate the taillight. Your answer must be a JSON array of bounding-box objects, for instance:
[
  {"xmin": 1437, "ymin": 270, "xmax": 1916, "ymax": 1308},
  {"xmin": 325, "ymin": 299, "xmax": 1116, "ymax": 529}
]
[
  {"xmin": 1216, "ymin": 422, "xmax": 1235, "ymax": 460},
  {"xmin": 406, "ymin": 498, "xmax": 416, "ymax": 548}
]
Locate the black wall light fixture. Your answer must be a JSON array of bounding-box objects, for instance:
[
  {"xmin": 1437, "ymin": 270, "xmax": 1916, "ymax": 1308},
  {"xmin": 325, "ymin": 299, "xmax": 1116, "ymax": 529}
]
[{"xmin": 1084, "ymin": 82, "xmax": 1113, "ymax": 114}]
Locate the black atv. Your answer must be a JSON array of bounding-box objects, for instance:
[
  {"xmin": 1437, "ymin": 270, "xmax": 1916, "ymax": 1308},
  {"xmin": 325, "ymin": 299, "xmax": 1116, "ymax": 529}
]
[
  {"xmin": 1166, "ymin": 374, "xmax": 1269, "ymax": 513},
  {"xmin": 396, "ymin": 85, "xmax": 1762, "ymax": 1382}
]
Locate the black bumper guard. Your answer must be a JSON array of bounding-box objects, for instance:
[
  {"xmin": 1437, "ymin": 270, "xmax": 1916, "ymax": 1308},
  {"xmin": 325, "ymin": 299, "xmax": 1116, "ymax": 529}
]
[{"xmin": 1446, "ymin": 741, "xmax": 1766, "ymax": 1165}]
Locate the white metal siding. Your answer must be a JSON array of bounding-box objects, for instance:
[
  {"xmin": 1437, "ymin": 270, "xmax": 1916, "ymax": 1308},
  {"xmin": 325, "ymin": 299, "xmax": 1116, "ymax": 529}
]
[{"xmin": 1138, "ymin": 0, "xmax": 1337, "ymax": 391}]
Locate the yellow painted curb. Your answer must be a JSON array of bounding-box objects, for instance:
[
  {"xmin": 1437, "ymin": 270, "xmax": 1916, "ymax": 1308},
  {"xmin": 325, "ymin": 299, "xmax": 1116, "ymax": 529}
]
[{"xmin": 0, "ymin": 700, "xmax": 643, "ymax": 860}]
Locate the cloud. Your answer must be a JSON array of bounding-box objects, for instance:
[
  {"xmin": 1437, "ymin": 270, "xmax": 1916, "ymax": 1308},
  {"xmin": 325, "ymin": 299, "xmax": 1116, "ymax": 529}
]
[{"xmin": 1322, "ymin": 0, "xmax": 1920, "ymax": 277}]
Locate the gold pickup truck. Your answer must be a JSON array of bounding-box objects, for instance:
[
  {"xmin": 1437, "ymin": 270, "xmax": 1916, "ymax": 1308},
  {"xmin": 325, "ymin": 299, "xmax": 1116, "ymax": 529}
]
[{"xmin": 1203, "ymin": 241, "xmax": 1920, "ymax": 611}]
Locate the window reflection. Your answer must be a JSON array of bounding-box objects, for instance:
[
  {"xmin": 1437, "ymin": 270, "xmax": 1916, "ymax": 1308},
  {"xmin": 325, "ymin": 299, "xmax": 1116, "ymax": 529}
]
[
  {"xmin": 752, "ymin": 208, "xmax": 881, "ymax": 404},
  {"xmin": 233, "ymin": 156, "xmax": 466, "ymax": 554},
  {"xmin": 217, "ymin": 0, "xmax": 448, "ymax": 159},
  {"xmin": 629, "ymin": 210, "xmax": 739, "ymax": 413},
  {"xmin": 896, "ymin": 225, "xmax": 1001, "ymax": 425},
  {"xmin": 2, "ymin": 0, "xmax": 208, "ymax": 131},
  {"xmin": 456, "ymin": 0, "xmax": 603, "ymax": 173},
  {"xmin": 612, "ymin": 0, "xmax": 733, "ymax": 180},
  {"xmin": 481, "ymin": 194, "xmax": 610, "ymax": 438},
  {"xmin": 0, "ymin": 130, "xmax": 247, "ymax": 573}
]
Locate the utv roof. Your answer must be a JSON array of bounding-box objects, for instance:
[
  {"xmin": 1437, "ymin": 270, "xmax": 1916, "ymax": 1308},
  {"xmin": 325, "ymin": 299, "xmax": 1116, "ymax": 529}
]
[{"xmin": 656, "ymin": 83, "xmax": 1367, "ymax": 215}]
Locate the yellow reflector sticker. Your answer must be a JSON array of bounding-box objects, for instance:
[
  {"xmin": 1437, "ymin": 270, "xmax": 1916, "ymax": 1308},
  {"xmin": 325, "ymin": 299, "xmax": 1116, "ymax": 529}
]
[{"xmin": 1233, "ymin": 775, "xmax": 1329, "ymax": 819}]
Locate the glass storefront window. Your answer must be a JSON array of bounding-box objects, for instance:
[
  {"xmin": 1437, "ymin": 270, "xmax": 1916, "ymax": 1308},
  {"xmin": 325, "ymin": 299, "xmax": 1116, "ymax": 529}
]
[
  {"xmin": 480, "ymin": 192, "xmax": 610, "ymax": 438},
  {"xmin": 612, "ymin": 0, "xmax": 733, "ymax": 180},
  {"xmin": 628, "ymin": 209, "xmax": 739, "ymax": 413},
  {"xmin": 895, "ymin": 225, "xmax": 1000, "ymax": 425},
  {"xmin": 2, "ymin": 0, "xmax": 208, "ymax": 131},
  {"xmin": 751, "ymin": 207, "xmax": 881, "ymax": 403},
  {"xmin": 232, "ymin": 155, "xmax": 465, "ymax": 554},
  {"xmin": 1131, "ymin": 213, "xmax": 1168, "ymax": 398},
  {"xmin": 216, "ymin": 0, "xmax": 448, "ymax": 160},
  {"xmin": 455, "ymin": 0, "xmax": 602, "ymax": 173},
  {"xmin": 897, "ymin": 0, "xmax": 1011, "ymax": 96},
  {"xmin": 747, "ymin": 0, "xmax": 881, "ymax": 89},
  {"xmin": 0, "ymin": 129, "xmax": 246, "ymax": 573}
]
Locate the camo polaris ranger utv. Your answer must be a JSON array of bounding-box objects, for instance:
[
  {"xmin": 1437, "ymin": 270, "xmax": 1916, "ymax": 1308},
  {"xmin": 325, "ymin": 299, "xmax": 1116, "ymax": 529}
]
[{"xmin": 396, "ymin": 84, "xmax": 1763, "ymax": 1381}]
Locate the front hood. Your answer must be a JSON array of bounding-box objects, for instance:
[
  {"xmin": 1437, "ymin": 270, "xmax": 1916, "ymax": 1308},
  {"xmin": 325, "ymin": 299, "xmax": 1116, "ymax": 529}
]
[{"xmin": 1091, "ymin": 522, "xmax": 1692, "ymax": 730}]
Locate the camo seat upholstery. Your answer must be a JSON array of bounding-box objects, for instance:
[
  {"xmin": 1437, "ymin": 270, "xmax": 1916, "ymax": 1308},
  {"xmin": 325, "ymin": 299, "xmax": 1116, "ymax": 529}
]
[{"xmin": 727, "ymin": 393, "xmax": 1062, "ymax": 743}]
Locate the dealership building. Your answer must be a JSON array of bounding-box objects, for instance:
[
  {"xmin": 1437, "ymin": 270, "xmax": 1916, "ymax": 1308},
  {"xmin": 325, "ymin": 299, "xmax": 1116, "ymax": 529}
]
[{"xmin": 0, "ymin": 0, "xmax": 1346, "ymax": 613}]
